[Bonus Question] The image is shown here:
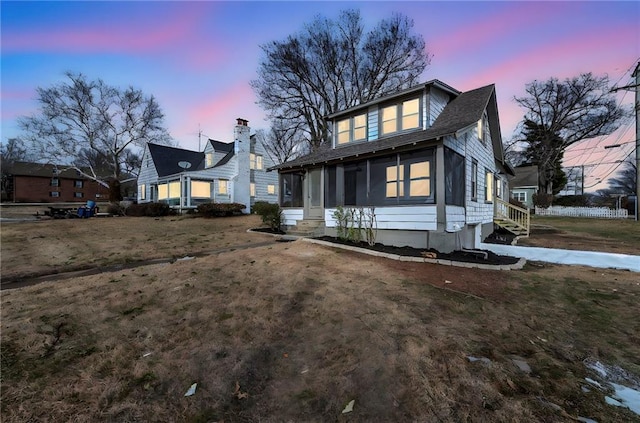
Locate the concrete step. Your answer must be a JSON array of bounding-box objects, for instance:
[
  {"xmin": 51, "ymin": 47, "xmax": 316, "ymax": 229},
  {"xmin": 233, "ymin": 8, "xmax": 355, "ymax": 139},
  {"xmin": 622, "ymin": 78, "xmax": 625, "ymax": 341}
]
[{"xmin": 288, "ymin": 219, "xmax": 326, "ymax": 237}]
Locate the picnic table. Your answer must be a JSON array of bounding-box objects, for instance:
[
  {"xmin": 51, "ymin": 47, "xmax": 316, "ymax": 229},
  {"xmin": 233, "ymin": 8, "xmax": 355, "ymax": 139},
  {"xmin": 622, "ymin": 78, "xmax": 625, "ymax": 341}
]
[{"xmin": 45, "ymin": 206, "xmax": 76, "ymax": 219}]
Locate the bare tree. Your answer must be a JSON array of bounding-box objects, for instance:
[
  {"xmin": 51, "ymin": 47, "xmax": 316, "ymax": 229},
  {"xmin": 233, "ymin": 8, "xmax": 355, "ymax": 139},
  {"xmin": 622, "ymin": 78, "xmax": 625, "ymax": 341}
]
[
  {"xmin": 608, "ymin": 155, "xmax": 637, "ymax": 194},
  {"xmin": 18, "ymin": 72, "xmax": 172, "ymax": 189},
  {"xmin": 251, "ymin": 9, "xmax": 430, "ymax": 152},
  {"xmin": 255, "ymin": 121, "xmax": 307, "ymax": 165},
  {"xmin": 1, "ymin": 138, "xmax": 32, "ymax": 201},
  {"xmin": 514, "ymin": 73, "xmax": 628, "ymax": 193}
]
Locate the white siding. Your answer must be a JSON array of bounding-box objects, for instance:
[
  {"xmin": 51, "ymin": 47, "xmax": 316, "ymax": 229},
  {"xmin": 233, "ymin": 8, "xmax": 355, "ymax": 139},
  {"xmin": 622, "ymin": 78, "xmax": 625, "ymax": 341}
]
[
  {"xmin": 251, "ymin": 136, "xmax": 279, "ymax": 205},
  {"xmin": 137, "ymin": 145, "xmax": 159, "ymax": 203},
  {"xmin": 430, "ymin": 88, "xmax": 449, "ymax": 124},
  {"xmin": 445, "ymin": 205, "xmax": 466, "ymax": 232},
  {"xmin": 324, "ymin": 206, "xmax": 437, "ymax": 231},
  {"xmin": 282, "ymin": 208, "xmax": 303, "ymax": 226},
  {"xmin": 463, "ymin": 123, "xmax": 496, "ymax": 225}
]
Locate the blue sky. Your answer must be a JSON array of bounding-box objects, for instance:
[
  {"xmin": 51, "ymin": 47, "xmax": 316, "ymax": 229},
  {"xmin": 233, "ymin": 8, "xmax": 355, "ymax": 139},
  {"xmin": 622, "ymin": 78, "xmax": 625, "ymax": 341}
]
[{"xmin": 2, "ymin": 1, "xmax": 638, "ymax": 190}]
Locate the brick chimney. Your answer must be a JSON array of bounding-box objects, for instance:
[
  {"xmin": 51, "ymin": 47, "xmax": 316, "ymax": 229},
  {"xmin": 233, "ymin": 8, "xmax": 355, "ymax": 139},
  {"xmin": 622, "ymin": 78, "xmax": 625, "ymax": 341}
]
[{"xmin": 234, "ymin": 118, "xmax": 251, "ymax": 213}]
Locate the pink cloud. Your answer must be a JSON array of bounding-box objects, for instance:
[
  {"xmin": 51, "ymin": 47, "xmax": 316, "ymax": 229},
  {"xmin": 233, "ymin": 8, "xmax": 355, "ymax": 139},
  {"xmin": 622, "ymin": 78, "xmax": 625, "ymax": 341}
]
[
  {"xmin": 430, "ymin": 2, "xmax": 574, "ymax": 63},
  {"xmin": 465, "ymin": 23, "xmax": 637, "ymax": 90},
  {"xmin": 167, "ymin": 81, "xmax": 267, "ymax": 150}
]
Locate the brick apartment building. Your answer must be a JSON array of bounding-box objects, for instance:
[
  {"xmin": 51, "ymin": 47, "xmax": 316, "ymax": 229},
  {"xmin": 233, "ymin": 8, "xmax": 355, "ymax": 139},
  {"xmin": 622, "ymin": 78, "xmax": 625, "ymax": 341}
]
[{"xmin": 2, "ymin": 161, "xmax": 108, "ymax": 203}]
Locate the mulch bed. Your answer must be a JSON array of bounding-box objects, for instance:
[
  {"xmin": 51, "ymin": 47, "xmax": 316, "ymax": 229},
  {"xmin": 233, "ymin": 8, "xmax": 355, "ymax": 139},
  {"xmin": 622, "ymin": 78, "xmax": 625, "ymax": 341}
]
[
  {"xmin": 251, "ymin": 227, "xmax": 520, "ymax": 265},
  {"xmin": 314, "ymin": 236, "xmax": 520, "ymax": 266},
  {"xmin": 251, "ymin": 227, "xmax": 286, "ymax": 235}
]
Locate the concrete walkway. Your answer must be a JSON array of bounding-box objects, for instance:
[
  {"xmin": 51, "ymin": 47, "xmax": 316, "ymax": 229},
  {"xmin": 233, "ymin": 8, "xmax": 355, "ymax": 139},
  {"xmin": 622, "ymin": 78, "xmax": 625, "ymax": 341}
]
[{"xmin": 479, "ymin": 243, "xmax": 640, "ymax": 272}]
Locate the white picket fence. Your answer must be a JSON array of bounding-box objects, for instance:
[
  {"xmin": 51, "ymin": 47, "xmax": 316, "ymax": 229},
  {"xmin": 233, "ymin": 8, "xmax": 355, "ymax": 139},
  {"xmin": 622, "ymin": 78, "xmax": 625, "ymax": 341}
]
[{"xmin": 535, "ymin": 206, "xmax": 628, "ymax": 219}]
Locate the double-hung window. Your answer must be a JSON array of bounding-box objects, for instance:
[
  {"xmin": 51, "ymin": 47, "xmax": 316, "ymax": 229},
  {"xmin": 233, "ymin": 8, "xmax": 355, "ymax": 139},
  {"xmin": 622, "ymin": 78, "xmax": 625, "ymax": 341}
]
[
  {"xmin": 485, "ymin": 170, "xmax": 494, "ymax": 203},
  {"xmin": 471, "ymin": 160, "xmax": 478, "ymax": 201},
  {"xmin": 250, "ymin": 153, "xmax": 263, "ymax": 170},
  {"xmin": 218, "ymin": 180, "xmax": 228, "ymax": 195},
  {"xmin": 337, "ymin": 113, "xmax": 367, "ymax": 145},
  {"xmin": 205, "ymin": 152, "xmax": 214, "ymax": 168},
  {"xmin": 380, "ymin": 97, "xmax": 420, "ymax": 136}
]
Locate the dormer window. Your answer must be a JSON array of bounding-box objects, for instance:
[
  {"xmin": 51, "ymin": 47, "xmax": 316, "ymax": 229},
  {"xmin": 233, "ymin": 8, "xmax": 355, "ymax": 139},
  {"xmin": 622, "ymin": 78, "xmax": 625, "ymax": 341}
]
[
  {"xmin": 337, "ymin": 113, "xmax": 367, "ymax": 145},
  {"xmin": 205, "ymin": 152, "xmax": 214, "ymax": 168},
  {"xmin": 380, "ymin": 97, "xmax": 420, "ymax": 136}
]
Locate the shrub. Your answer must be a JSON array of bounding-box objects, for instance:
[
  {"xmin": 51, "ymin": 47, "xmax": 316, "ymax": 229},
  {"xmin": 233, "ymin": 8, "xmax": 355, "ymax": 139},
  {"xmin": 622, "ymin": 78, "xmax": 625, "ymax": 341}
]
[
  {"xmin": 533, "ymin": 192, "xmax": 553, "ymax": 208},
  {"xmin": 125, "ymin": 202, "xmax": 172, "ymax": 217},
  {"xmin": 107, "ymin": 203, "xmax": 125, "ymax": 216},
  {"xmin": 197, "ymin": 202, "xmax": 246, "ymax": 217},
  {"xmin": 554, "ymin": 195, "xmax": 589, "ymax": 207},
  {"xmin": 253, "ymin": 202, "xmax": 282, "ymax": 231}
]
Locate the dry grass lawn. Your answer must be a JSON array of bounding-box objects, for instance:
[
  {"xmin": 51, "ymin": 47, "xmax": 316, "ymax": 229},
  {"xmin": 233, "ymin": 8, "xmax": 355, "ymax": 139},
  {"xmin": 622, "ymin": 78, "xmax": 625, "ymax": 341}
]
[
  {"xmin": 518, "ymin": 216, "xmax": 640, "ymax": 255},
  {"xmin": 1, "ymin": 214, "xmax": 640, "ymax": 422}
]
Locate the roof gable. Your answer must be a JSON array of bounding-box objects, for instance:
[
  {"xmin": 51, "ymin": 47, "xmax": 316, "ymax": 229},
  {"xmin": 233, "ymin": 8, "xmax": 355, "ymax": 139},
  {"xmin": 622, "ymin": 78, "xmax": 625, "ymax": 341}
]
[{"xmin": 207, "ymin": 139, "xmax": 234, "ymax": 153}]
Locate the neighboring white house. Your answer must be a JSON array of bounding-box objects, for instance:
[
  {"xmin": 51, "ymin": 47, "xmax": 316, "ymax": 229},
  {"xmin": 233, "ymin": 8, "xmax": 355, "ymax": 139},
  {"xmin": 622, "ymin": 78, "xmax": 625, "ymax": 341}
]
[
  {"xmin": 137, "ymin": 118, "xmax": 278, "ymax": 212},
  {"xmin": 271, "ymin": 80, "xmax": 515, "ymax": 252}
]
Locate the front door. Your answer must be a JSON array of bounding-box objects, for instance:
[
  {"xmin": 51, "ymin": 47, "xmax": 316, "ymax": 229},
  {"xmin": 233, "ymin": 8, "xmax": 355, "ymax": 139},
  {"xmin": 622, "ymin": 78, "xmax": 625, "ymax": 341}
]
[{"xmin": 305, "ymin": 168, "xmax": 323, "ymax": 219}]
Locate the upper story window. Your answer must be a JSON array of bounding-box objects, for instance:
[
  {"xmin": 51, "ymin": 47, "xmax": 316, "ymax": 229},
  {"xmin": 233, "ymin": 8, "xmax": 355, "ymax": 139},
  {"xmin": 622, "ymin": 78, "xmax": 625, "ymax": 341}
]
[
  {"xmin": 74, "ymin": 180, "xmax": 83, "ymax": 188},
  {"xmin": 478, "ymin": 111, "xmax": 489, "ymax": 144},
  {"xmin": 337, "ymin": 113, "xmax": 367, "ymax": 145},
  {"xmin": 51, "ymin": 178, "xmax": 59, "ymax": 187},
  {"xmin": 250, "ymin": 153, "xmax": 263, "ymax": 170},
  {"xmin": 205, "ymin": 152, "xmax": 214, "ymax": 168},
  {"xmin": 380, "ymin": 97, "xmax": 420, "ymax": 136}
]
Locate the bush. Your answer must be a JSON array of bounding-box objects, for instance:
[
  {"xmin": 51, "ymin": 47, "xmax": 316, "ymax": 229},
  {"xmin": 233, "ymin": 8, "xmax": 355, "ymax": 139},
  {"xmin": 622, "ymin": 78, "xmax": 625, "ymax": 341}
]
[
  {"xmin": 125, "ymin": 202, "xmax": 172, "ymax": 217},
  {"xmin": 532, "ymin": 192, "xmax": 553, "ymax": 208},
  {"xmin": 197, "ymin": 202, "xmax": 246, "ymax": 217},
  {"xmin": 554, "ymin": 195, "xmax": 589, "ymax": 207},
  {"xmin": 107, "ymin": 203, "xmax": 125, "ymax": 216},
  {"xmin": 253, "ymin": 201, "xmax": 282, "ymax": 231}
]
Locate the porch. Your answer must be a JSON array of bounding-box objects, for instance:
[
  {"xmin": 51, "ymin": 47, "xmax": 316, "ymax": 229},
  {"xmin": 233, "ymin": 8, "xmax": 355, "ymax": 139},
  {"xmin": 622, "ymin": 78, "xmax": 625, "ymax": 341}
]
[{"xmin": 493, "ymin": 198, "xmax": 530, "ymax": 237}]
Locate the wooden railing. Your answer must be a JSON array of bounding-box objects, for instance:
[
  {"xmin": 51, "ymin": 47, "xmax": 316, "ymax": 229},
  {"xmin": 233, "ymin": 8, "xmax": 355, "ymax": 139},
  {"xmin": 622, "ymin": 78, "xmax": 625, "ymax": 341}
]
[{"xmin": 494, "ymin": 198, "xmax": 530, "ymax": 236}]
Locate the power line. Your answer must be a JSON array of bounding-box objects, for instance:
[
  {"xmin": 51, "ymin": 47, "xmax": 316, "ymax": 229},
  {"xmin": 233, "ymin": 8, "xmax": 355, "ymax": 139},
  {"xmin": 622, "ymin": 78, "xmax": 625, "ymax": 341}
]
[{"xmin": 583, "ymin": 149, "xmax": 635, "ymax": 189}]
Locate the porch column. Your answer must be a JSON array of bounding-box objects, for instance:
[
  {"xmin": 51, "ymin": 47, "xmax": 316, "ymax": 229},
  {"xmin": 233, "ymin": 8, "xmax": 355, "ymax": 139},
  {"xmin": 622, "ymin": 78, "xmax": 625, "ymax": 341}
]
[
  {"xmin": 435, "ymin": 145, "xmax": 446, "ymax": 230},
  {"xmin": 185, "ymin": 176, "xmax": 191, "ymax": 208}
]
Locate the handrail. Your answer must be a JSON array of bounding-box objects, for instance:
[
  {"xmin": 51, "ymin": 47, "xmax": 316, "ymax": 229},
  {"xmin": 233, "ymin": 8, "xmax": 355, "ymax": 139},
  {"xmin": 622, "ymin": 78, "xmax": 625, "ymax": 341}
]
[{"xmin": 494, "ymin": 198, "xmax": 530, "ymax": 236}]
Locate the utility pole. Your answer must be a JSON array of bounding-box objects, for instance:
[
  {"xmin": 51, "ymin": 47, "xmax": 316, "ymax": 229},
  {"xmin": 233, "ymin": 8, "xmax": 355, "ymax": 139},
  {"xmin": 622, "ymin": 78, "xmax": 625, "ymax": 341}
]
[
  {"xmin": 611, "ymin": 61, "xmax": 639, "ymax": 221},
  {"xmin": 633, "ymin": 62, "xmax": 640, "ymax": 221}
]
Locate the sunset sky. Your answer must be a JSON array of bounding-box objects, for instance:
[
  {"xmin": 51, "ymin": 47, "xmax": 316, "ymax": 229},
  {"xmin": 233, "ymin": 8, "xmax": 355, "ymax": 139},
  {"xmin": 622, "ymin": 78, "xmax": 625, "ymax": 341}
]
[{"xmin": 2, "ymin": 1, "xmax": 638, "ymax": 191}]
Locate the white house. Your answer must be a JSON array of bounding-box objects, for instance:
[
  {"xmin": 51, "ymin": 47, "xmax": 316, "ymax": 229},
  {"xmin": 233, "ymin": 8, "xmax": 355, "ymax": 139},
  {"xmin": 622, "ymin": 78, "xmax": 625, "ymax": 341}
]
[
  {"xmin": 137, "ymin": 118, "xmax": 278, "ymax": 212},
  {"xmin": 271, "ymin": 80, "xmax": 520, "ymax": 252}
]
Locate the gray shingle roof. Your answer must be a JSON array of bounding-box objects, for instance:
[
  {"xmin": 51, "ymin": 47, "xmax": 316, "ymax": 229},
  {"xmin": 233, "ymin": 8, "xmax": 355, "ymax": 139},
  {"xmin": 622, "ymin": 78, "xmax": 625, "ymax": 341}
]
[
  {"xmin": 511, "ymin": 165, "xmax": 539, "ymax": 188},
  {"xmin": 272, "ymin": 84, "xmax": 496, "ymax": 170},
  {"xmin": 148, "ymin": 143, "xmax": 205, "ymax": 177}
]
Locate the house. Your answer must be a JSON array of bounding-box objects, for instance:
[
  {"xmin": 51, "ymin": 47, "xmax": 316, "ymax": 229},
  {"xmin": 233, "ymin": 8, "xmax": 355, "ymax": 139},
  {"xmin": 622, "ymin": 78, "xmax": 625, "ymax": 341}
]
[
  {"xmin": 557, "ymin": 166, "xmax": 583, "ymax": 196},
  {"xmin": 510, "ymin": 165, "xmax": 539, "ymax": 210},
  {"xmin": 1, "ymin": 161, "xmax": 108, "ymax": 203},
  {"xmin": 137, "ymin": 119, "xmax": 278, "ymax": 212},
  {"xmin": 271, "ymin": 80, "xmax": 521, "ymax": 252}
]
